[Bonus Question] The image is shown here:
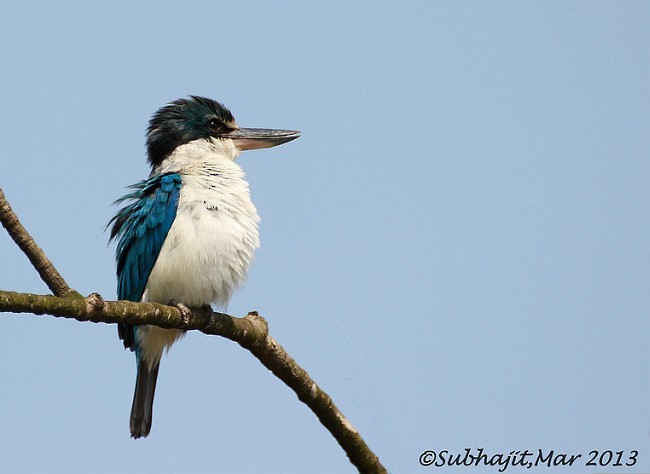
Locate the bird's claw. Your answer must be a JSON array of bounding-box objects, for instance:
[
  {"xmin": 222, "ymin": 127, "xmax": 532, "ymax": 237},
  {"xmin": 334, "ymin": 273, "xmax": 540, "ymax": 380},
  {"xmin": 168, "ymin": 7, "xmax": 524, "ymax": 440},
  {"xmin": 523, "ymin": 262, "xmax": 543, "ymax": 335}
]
[{"xmin": 168, "ymin": 299, "xmax": 192, "ymax": 326}]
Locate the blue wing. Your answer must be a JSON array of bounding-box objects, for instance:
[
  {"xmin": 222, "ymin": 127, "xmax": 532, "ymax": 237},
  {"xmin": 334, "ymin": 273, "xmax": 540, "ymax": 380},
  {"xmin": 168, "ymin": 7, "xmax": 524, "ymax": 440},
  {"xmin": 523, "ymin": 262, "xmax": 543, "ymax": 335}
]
[{"xmin": 109, "ymin": 173, "xmax": 182, "ymax": 351}]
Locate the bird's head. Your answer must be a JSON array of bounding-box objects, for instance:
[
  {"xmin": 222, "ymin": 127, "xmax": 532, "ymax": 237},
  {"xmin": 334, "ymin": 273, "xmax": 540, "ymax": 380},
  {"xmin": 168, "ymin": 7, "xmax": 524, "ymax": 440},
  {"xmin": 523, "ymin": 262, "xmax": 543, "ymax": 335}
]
[{"xmin": 146, "ymin": 96, "xmax": 300, "ymax": 168}]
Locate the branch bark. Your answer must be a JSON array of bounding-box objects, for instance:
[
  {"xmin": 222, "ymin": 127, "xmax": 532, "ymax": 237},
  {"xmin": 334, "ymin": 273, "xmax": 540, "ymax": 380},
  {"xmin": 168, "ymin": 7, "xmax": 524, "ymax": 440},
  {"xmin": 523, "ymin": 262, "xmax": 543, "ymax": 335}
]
[
  {"xmin": 0, "ymin": 187, "xmax": 73, "ymax": 297},
  {"xmin": 0, "ymin": 186, "xmax": 387, "ymax": 474}
]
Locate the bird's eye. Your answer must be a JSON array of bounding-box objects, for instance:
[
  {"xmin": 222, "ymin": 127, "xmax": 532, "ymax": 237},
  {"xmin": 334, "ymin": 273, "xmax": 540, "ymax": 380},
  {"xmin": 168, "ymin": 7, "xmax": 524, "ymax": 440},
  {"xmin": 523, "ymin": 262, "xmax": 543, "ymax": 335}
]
[{"xmin": 207, "ymin": 119, "xmax": 224, "ymax": 132}]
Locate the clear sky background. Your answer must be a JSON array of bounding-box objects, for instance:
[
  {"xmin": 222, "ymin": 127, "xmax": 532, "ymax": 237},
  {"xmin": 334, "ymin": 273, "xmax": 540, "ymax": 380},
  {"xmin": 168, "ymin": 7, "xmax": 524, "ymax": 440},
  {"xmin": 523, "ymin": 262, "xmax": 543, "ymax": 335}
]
[{"xmin": 0, "ymin": 2, "xmax": 648, "ymax": 473}]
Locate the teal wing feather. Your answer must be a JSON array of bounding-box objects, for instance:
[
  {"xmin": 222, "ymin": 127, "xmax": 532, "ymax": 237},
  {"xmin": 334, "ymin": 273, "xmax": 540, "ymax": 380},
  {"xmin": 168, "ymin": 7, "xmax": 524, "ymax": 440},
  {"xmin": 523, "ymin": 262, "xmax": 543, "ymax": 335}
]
[{"xmin": 109, "ymin": 173, "xmax": 182, "ymax": 351}]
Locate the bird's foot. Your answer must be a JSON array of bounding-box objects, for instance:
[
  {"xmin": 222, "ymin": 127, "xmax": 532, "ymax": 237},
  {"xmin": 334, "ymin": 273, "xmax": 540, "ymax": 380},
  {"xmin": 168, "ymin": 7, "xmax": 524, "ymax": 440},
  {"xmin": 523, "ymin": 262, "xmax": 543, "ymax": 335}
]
[{"xmin": 168, "ymin": 299, "xmax": 192, "ymax": 326}]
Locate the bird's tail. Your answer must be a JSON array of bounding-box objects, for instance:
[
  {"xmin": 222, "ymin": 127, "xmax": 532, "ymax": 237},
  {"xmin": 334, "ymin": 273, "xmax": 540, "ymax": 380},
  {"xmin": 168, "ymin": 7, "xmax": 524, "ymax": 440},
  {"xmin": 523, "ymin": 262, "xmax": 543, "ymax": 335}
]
[{"xmin": 130, "ymin": 361, "xmax": 160, "ymax": 438}]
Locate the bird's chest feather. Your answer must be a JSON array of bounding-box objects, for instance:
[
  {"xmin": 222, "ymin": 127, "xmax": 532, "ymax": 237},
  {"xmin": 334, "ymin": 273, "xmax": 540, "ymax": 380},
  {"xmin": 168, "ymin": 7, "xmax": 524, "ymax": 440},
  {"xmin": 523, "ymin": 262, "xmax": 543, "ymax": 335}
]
[{"xmin": 142, "ymin": 172, "xmax": 260, "ymax": 307}]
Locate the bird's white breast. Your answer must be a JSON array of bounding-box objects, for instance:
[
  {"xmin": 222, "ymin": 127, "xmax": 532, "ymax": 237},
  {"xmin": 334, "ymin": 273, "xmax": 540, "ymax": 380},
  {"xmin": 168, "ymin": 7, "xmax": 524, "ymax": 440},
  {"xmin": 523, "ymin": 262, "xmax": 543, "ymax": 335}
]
[{"xmin": 137, "ymin": 139, "xmax": 260, "ymax": 366}]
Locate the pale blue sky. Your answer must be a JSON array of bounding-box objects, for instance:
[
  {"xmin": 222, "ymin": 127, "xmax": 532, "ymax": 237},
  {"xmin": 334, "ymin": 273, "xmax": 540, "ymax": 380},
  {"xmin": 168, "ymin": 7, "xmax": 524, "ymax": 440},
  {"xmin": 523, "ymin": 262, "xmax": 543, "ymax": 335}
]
[{"xmin": 0, "ymin": 1, "xmax": 648, "ymax": 473}]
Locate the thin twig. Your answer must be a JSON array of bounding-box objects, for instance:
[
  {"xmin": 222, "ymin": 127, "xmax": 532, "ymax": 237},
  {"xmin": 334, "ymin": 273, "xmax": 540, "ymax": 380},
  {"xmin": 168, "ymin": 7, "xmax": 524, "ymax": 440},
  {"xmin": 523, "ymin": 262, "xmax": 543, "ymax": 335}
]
[
  {"xmin": 244, "ymin": 333, "xmax": 385, "ymax": 472},
  {"xmin": 0, "ymin": 187, "xmax": 72, "ymax": 297}
]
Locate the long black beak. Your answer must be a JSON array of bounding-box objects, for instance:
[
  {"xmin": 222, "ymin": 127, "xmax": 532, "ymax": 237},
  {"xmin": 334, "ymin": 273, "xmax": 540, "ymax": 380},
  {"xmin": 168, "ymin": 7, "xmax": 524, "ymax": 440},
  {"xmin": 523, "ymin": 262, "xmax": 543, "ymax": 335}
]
[{"xmin": 222, "ymin": 127, "xmax": 300, "ymax": 151}]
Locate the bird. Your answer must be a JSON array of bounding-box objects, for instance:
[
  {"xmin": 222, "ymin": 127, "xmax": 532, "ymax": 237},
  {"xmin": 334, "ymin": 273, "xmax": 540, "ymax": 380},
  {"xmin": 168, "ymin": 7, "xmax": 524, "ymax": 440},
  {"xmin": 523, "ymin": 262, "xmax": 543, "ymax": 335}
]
[{"xmin": 109, "ymin": 96, "xmax": 299, "ymax": 438}]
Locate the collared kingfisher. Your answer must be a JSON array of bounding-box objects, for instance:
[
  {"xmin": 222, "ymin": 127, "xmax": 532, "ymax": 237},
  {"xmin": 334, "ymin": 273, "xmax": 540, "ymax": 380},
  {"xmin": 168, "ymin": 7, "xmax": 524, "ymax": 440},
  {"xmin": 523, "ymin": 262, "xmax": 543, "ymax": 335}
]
[{"xmin": 109, "ymin": 96, "xmax": 299, "ymax": 438}]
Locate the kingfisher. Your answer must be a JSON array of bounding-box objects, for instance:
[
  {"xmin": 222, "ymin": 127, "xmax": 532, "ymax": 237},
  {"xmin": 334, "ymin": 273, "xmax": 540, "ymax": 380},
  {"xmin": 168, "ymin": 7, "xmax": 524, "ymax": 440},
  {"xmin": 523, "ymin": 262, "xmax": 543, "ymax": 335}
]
[{"xmin": 109, "ymin": 96, "xmax": 299, "ymax": 438}]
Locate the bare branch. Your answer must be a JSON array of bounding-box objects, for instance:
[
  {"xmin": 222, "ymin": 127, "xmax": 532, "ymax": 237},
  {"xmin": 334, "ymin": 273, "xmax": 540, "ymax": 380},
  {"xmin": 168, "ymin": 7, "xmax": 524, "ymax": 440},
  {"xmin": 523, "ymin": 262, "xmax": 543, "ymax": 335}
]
[
  {"xmin": 0, "ymin": 187, "xmax": 73, "ymax": 297},
  {"xmin": 0, "ymin": 290, "xmax": 386, "ymax": 473},
  {"xmin": 243, "ymin": 330, "xmax": 386, "ymax": 473}
]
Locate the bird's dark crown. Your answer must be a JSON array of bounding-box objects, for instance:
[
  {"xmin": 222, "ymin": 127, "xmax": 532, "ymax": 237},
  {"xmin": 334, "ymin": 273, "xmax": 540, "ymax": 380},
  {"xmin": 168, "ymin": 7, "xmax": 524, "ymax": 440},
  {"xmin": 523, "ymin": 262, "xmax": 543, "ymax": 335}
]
[{"xmin": 146, "ymin": 96, "xmax": 236, "ymax": 168}]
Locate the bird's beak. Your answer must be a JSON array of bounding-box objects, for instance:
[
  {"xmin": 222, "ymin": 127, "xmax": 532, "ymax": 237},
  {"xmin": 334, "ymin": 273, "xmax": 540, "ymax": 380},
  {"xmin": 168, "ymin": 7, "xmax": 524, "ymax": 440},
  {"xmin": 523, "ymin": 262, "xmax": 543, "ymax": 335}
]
[{"xmin": 223, "ymin": 128, "xmax": 301, "ymax": 151}]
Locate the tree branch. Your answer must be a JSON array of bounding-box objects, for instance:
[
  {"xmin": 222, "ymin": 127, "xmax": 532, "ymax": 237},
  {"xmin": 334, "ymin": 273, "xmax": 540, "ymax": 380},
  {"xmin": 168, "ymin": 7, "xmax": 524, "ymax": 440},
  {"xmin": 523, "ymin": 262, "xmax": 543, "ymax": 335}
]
[
  {"xmin": 0, "ymin": 290, "xmax": 386, "ymax": 473},
  {"xmin": 0, "ymin": 187, "xmax": 73, "ymax": 297},
  {"xmin": 0, "ymin": 186, "xmax": 387, "ymax": 473}
]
